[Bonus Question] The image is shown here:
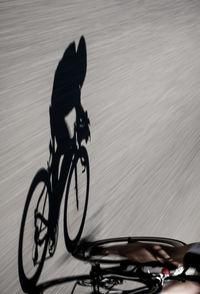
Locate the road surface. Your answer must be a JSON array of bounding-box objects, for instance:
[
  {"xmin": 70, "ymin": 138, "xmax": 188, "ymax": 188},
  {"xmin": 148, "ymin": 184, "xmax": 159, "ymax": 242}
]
[{"xmin": 1, "ymin": 0, "xmax": 200, "ymax": 293}]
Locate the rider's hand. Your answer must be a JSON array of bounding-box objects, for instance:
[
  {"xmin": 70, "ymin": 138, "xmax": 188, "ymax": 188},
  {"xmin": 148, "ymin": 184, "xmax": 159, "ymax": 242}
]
[
  {"xmin": 100, "ymin": 242, "xmax": 192, "ymax": 267},
  {"xmin": 77, "ymin": 111, "xmax": 91, "ymax": 143}
]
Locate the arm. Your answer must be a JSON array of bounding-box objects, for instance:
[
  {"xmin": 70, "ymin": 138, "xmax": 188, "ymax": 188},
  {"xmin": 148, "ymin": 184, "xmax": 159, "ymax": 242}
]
[{"xmin": 100, "ymin": 242, "xmax": 193, "ymax": 266}]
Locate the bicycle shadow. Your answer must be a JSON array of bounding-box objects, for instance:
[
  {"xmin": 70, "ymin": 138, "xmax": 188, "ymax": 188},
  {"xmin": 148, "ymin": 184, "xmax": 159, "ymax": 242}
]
[{"xmin": 18, "ymin": 36, "xmax": 91, "ymax": 294}]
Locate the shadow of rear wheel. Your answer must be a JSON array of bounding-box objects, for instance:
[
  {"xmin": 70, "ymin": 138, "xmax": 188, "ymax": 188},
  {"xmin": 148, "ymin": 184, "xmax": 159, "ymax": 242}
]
[{"xmin": 18, "ymin": 169, "xmax": 50, "ymax": 292}]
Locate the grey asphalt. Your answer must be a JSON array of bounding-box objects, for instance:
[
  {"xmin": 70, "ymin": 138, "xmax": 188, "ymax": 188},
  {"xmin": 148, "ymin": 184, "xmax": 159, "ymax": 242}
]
[{"xmin": 1, "ymin": 1, "xmax": 200, "ymax": 293}]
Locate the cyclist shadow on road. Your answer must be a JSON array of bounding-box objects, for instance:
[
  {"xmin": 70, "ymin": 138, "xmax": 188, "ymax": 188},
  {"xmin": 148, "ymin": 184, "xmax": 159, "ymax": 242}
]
[
  {"xmin": 49, "ymin": 35, "xmax": 90, "ymax": 197},
  {"xmin": 47, "ymin": 36, "xmax": 91, "ymax": 252},
  {"xmin": 18, "ymin": 36, "xmax": 91, "ymax": 293}
]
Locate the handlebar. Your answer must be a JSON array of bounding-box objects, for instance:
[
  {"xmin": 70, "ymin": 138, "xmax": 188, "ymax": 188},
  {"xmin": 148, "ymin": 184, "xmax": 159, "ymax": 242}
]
[{"xmin": 30, "ymin": 236, "xmax": 200, "ymax": 293}]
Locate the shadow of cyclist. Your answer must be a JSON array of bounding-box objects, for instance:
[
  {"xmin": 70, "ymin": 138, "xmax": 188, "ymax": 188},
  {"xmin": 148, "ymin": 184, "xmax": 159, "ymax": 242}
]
[
  {"xmin": 18, "ymin": 37, "xmax": 91, "ymax": 293},
  {"xmin": 49, "ymin": 36, "xmax": 90, "ymax": 190},
  {"xmin": 49, "ymin": 36, "xmax": 90, "ymax": 217},
  {"xmin": 50, "ymin": 36, "xmax": 87, "ymax": 152}
]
